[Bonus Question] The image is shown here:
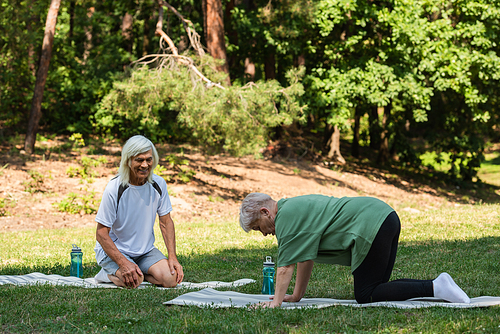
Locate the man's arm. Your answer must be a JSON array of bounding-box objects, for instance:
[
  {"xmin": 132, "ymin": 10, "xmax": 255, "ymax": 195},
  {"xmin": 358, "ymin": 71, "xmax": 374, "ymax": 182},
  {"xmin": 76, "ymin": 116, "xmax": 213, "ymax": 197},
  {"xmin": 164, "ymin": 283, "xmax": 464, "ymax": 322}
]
[
  {"xmin": 158, "ymin": 213, "xmax": 184, "ymax": 283},
  {"xmin": 95, "ymin": 223, "xmax": 143, "ymax": 288}
]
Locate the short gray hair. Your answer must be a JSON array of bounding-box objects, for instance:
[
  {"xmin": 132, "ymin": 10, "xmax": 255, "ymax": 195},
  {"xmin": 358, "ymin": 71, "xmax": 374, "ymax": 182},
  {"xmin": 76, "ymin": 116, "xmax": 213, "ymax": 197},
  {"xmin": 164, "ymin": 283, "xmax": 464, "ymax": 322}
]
[
  {"xmin": 239, "ymin": 192, "xmax": 273, "ymax": 232},
  {"xmin": 118, "ymin": 135, "xmax": 159, "ymax": 187}
]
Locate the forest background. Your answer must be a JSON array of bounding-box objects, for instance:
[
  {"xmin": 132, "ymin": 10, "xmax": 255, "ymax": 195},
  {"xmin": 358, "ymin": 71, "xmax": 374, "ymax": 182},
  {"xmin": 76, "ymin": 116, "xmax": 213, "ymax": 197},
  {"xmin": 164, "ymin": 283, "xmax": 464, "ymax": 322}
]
[{"xmin": 1, "ymin": 0, "xmax": 500, "ymax": 182}]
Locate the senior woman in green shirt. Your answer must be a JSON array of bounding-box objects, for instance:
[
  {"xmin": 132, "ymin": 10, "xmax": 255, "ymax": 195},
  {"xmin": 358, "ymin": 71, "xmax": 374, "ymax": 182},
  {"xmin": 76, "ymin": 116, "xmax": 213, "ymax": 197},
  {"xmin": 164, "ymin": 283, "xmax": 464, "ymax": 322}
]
[{"xmin": 239, "ymin": 193, "xmax": 470, "ymax": 307}]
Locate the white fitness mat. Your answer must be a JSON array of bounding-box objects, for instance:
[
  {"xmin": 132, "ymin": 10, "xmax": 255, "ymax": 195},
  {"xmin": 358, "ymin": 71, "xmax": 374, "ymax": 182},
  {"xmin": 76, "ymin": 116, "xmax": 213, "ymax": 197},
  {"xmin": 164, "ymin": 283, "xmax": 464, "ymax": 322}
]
[
  {"xmin": 0, "ymin": 272, "xmax": 255, "ymax": 290},
  {"xmin": 163, "ymin": 288, "xmax": 500, "ymax": 309}
]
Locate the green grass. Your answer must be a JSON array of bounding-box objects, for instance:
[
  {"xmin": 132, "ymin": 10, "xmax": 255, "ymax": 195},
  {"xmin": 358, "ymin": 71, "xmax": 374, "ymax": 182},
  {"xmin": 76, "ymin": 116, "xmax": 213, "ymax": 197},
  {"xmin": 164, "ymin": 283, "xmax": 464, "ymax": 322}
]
[
  {"xmin": 1, "ymin": 208, "xmax": 500, "ymax": 333},
  {"xmin": 478, "ymin": 151, "xmax": 500, "ymax": 187},
  {"xmin": 420, "ymin": 148, "xmax": 500, "ymax": 186}
]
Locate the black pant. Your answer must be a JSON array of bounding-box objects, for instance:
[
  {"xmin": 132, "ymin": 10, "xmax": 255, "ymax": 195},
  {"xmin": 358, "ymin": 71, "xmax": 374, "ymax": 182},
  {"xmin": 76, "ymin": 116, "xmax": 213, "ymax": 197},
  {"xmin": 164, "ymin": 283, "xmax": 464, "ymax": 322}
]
[{"xmin": 352, "ymin": 211, "xmax": 434, "ymax": 303}]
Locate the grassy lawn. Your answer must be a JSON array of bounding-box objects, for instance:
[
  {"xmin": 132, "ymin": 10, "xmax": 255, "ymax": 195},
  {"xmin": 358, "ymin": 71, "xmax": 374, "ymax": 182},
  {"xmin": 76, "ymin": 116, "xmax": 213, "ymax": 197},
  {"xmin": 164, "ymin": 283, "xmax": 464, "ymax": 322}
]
[
  {"xmin": 478, "ymin": 150, "xmax": 500, "ymax": 187},
  {"xmin": 1, "ymin": 205, "xmax": 500, "ymax": 333}
]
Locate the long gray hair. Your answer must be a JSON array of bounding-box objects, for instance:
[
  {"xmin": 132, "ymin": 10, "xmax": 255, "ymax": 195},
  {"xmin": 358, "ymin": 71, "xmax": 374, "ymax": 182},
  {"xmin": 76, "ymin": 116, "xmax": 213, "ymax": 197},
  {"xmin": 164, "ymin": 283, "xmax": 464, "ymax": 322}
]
[
  {"xmin": 118, "ymin": 135, "xmax": 159, "ymax": 187},
  {"xmin": 239, "ymin": 192, "xmax": 273, "ymax": 232}
]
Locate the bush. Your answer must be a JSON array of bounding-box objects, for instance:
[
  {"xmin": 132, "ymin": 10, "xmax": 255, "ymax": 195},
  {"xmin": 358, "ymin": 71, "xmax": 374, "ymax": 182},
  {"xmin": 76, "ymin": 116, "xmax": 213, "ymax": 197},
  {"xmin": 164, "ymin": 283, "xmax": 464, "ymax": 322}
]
[{"xmin": 55, "ymin": 190, "xmax": 100, "ymax": 215}]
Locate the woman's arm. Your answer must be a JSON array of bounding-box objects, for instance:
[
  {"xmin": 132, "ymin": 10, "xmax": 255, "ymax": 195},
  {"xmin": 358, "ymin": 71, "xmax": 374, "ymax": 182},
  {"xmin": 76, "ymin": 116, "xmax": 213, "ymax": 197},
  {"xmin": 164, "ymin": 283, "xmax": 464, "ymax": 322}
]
[
  {"xmin": 283, "ymin": 260, "xmax": 314, "ymax": 302},
  {"xmin": 256, "ymin": 264, "xmax": 294, "ymax": 308},
  {"xmin": 272, "ymin": 264, "xmax": 295, "ymax": 306}
]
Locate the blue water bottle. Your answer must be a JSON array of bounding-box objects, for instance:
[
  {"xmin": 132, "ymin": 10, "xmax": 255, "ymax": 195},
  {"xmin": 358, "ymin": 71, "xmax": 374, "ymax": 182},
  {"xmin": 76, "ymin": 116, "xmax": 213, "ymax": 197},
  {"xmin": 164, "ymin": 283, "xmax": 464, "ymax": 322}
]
[
  {"xmin": 261, "ymin": 256, "xmax": 275, "ymax": 295},
  {"xmin": 70, "ymin": 244, "xmax": 83, "ymax": 278}
]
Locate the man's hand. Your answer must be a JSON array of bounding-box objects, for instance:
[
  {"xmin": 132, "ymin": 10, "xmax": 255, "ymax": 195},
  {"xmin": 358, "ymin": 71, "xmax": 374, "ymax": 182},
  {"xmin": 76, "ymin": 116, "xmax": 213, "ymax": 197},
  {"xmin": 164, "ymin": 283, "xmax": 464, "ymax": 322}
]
[
  {"xmin": 118, "ymin": 260, "xmax": 143, "ymax": 288},
  {"xmin": 168, "ymin": 258, "xmax": 184, "ymax": 284}
]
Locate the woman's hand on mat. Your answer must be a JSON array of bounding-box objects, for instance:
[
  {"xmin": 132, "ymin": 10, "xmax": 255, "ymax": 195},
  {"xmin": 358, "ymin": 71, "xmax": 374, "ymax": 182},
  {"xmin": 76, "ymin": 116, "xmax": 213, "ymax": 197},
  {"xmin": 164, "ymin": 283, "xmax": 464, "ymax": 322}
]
[
  {"xmin": 282, "ymin": 294, "xmax": 301, "ymax": 303},
  {"xmin": 251, "ymin": 301, "xmax": 279, "ymax": 309},
  {"xmin": 270, "ymin": 294, "xmax": 300, "ymax": 303}
]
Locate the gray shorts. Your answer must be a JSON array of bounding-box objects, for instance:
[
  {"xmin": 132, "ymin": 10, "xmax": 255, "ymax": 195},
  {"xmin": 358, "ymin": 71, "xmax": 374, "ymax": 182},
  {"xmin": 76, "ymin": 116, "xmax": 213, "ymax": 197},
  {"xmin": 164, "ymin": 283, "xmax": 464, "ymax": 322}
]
[{"xmin": 98, "ymin": 247, "xmax": 167, "ymax": 276}]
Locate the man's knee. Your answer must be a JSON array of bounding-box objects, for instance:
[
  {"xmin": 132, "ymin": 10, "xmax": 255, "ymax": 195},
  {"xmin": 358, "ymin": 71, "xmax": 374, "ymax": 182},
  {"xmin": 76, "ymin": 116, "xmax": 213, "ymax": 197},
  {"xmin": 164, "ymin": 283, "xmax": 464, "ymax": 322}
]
[
  {"xmin": 147, "ymin": 260, "xmax": 177, "ymax": 288},
  {"xmin": 159, "ymin": 271, "xmax": 177, "ymax": 288}
]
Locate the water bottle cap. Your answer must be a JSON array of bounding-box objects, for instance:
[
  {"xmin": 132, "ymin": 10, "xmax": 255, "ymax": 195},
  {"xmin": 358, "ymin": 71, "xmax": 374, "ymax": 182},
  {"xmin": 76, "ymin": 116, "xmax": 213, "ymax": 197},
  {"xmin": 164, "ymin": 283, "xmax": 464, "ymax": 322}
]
[
  {"xmin": 263, "ymin": 256, "xmax": 274, "ymax": 266},
  {"xmin": 71, "ymin": 244, "xmax": 82, "ymax": 252}
]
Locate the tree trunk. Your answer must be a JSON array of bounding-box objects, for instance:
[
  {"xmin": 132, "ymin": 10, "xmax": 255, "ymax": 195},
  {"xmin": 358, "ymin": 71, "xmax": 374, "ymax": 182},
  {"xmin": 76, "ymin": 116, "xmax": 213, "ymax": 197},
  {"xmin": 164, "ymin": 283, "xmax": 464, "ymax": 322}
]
[
  {"xmin": 264, "ymin": 51, "xmax": 276, "ymax": 80},
  {"xmin": 24, "ymin": 0, "xmax": 61, "ymax": 154},
  {"xmin": 142, "ymin": 14, "xmax": 151, "ymax": 56},
  {"xmin": 294, "ymin": 55, "xmax": 305, "ymax": 67},
  {"xmin": 83, "ymin": 7, "xmax": 95, "ymax": 64},
  {"xmin": 244, "ymin": 58, "xmax": 255, "ymax": 81},
  {"xmin": 27, "ymin": 0, "xmax": 38, "ymax": 76},
  {"xmin": 122, "ymin": 12, "xmax": 133, "ymax": 53},
  {"xmin": 203, "ymin": 0, "xmax": 230, "ymax": 85},
  {"xmin": 326, "ymin": 125, "xmax": 346, "ymax": 164},
  {"xmin": 377, "ymin": 104, "xmax": 391, "ymax": 164},
  {"xmin": 352, "ymin": 106, "xmax": 361, "ymax": 158},
  {"xmin": 69, "ymin": 0, "xmax": 75, "ymax": 39},
  {"xmin": 369, "ymin": 105, "xmax": 381, "ymax": 149},
  {"xmin": 224, "ymin": 0, "xmax": 237, "ymax": 70}
]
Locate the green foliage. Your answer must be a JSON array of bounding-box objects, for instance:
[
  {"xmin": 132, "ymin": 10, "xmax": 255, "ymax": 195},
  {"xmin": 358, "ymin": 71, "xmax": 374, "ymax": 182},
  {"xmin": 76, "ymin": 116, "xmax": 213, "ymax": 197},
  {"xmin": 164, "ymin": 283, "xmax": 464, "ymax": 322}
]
[
  {"xmin": 0, "ymin": 0, "xmax": 47, "ymax": 129},
  {"xmin": 69, "ymin": 133, "xmax": 85, "ymax": 147},
  {"xmin": 54, "ymin": 190, "xmax": 100, "ymax": 214},
  {"xmin": 229, "ymin": 0, "xmax": 316, "ymax": 83},
  {"xmin": 23, "ymin": 170, "xmax": 46, "ymax": 194},
  {"xmin": 66, "ymin": 156, "xmax": 107, "ymax": 180},
  {"xmin": 177, "ymin": 165, "xmax": 196, "ymax": 183},
  {"xmin": 0, "ymin": 197, "xmax": 15, "ymax": 217},
  {"xmin": 95, "ymin": 56, "xmax": 306, "ymax": 156},
  {"xmin": 303, "ymin": 0, "xmax": 500, "ymax": 179},
  {"xmin": 207, "ymin": 195, "xmax": 224, "ymax": 202},
  {"xmin": 153, "ymin": 164, "xmax": 169, "ymax": 180},
  {"xmin": 160, "ymin": 153, "xmax": 196, "ymax": 183},
  {"xmin": 165, "ymin": 154, "xmax": 189, "ymax": 167},
  {"xmin": 2, "ymin": 0, "xmax": 500, "ymax": 181}
]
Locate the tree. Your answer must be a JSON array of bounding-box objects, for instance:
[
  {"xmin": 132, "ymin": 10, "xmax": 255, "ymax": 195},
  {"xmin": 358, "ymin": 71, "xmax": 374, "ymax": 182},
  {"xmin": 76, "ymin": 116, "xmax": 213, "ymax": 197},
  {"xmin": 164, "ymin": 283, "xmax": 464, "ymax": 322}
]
[
  {"xmin": 306, "ymin": 0, "xmax": 500, "ymax": 177},
  {"xmin": 203, "ymin": 0, "xmax": 230, "ymax": 85},
  {"xmin": 228, "ymin": 0, "xmax": 315, "ymax": 83},
  {"xmin": 94, "ymin": 2, "xmax": 306, "ymax": 155},
  {"xmin": 0, "ymin": 0, "xmax": 45, "ymax": 133},
  {"xmin": 24, "ymin": 0, "xmax": 61, "ymax": 154}
]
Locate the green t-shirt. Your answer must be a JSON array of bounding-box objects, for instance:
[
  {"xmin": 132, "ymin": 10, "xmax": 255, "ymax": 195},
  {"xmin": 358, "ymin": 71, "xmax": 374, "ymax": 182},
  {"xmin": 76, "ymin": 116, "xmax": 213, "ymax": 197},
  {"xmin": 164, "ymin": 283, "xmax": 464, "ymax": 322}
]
[{"xmin": 275, "ymin": 195, "xmax": 394, "ymax": 272}]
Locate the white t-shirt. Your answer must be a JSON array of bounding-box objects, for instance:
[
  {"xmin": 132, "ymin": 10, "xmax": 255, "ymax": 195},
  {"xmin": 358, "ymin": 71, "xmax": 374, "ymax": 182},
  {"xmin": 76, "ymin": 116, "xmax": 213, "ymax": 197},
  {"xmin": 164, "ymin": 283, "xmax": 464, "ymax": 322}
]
[{"xmin": 94, "ymin": 174, "xmax": 172, "ymax": 263}]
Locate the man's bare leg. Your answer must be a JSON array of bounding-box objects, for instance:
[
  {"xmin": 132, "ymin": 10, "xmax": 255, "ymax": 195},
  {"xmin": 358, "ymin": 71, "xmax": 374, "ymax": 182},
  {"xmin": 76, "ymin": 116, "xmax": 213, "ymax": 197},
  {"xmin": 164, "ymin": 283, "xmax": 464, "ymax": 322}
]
[
  {"xmin": 144, "ymin": 259, "xmax": 177, "ymax": 288},
  {"xmin": 107, "ymin": 270, "xmax": 144, "ymax": 288}
]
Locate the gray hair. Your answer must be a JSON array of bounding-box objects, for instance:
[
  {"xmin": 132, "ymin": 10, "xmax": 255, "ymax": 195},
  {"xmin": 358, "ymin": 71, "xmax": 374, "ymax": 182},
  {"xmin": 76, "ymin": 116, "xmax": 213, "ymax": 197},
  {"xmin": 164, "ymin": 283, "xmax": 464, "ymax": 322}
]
[
  {"xmin": 239, "ymin": 192, "xmax": 273, "ymax": 232},
  {"xmin": 118, "ymin": 135, "xmax": 159, "ymax": 187}
]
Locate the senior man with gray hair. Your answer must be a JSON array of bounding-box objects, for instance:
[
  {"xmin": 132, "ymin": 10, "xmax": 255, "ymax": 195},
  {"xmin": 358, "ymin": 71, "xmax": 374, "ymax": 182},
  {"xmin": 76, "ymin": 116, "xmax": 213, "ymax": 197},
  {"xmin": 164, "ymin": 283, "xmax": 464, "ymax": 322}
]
[
  {"xmin": 240, "ymin": 192, "xmax": 470, "ymax": 307},
  {"xmin": 94, "ymin": 135, "xmax": 183, "ymax": 288}
]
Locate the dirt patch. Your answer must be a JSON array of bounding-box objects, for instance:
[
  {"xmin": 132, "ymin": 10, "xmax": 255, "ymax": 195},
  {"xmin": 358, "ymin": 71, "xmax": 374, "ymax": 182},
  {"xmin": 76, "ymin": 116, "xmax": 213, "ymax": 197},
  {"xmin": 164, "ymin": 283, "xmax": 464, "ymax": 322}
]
[{"xmin": 0, "ymin": 141, "xmax": 493, "ymax": 232}]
